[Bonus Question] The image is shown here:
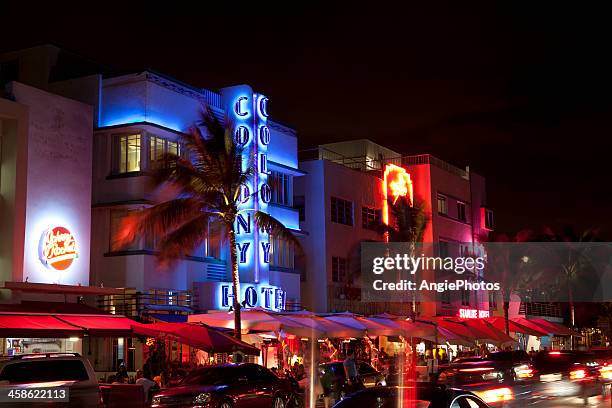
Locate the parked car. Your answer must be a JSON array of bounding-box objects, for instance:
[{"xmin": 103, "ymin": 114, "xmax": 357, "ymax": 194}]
[
  {"xmin": 530, "ymin": 350, "xmax": 603, "ymax": 403},
  {"xmin": 151, "ymin": 363, "xmax": 296, "ymax": 408},
  {"xmin": 332, "ymin": 384, "xmax": 492, "ymax": 408},
  {"xmin": 0, "ymin": 352, "xmax": 103, "ymax": 407},
  {"xmin": 319, "ymin": 361, "xmax": 386, "ymax": 401}
]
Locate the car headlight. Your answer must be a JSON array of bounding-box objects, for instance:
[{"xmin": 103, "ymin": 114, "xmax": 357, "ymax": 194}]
[
  {"xmin": 151, "ymin": 396, "xmax": 161, "ymax": 406},
  {"xmin": 194, "ymin": 393, "xmax": 212, "ymax": 404}
]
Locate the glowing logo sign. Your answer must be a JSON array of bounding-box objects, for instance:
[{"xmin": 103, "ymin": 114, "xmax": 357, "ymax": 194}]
[
  {"xmin": 458, "ymin": 308, "xmax": 490, "ymax": 319},
  {"xmin": 384, "ymin": 164, "xmax": 413, "ymax": 205},
  {"xmin": 39, "ymin": 226, "xmax": 78, "ymax": 270},
  {"xmin": 382, "ymin": 164, "xmax": 414, "ymax": 227}
]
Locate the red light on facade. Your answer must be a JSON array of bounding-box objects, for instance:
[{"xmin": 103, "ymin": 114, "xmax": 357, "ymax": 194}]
[{"xmin": 39, "ymin": 226, "xmax": 78, "ymax": 271}]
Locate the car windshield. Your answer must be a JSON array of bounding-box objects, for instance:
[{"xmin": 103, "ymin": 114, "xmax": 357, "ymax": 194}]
[
  {"xmin": 180, "ymin": 367, "xmax": 238, "ymax": 386},
  {"xmin": 0, "ymin": 360, "xmax": 89, "ymax": 383}
]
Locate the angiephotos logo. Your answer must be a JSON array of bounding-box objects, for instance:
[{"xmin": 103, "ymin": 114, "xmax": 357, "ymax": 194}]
[
  {"xmin": 370, "ymin": 252, "xmax": 500, "ymax": 294},
  {"xmin": 360, "ymin": 242, "xmax": 612, "ymax": 303}
]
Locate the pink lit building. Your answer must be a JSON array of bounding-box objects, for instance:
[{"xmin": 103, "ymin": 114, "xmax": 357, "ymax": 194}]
[{"xmin": 295, "ymin": 139, "xmax": 494, "ymax": 316}]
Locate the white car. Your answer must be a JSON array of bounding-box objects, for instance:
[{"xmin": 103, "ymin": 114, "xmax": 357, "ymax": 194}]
[{"xmin": 0, "ymin": 352, "xmax": 103, "ymax": 407}]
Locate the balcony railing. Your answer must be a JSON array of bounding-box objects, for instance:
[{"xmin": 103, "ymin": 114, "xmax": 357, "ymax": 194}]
[
  {"xmin": 299, "ymin": 148, "xmax": 469, "ymax": 180},
  {"xmin": 520, "ymin": 302, "xmax": 562, "ymax": 318},
  {"xmin": 98, "ymin": 289, "xmax": 192, "ymax": 318}
]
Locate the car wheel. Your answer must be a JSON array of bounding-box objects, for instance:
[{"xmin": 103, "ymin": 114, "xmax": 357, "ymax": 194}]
[
  {"xmin": 219, "ymin": 400, "xmax": 234, "ymax": 408},
  {"xmin": 273, "ymin": 396, "xmax": 286, "ymax": 408}
]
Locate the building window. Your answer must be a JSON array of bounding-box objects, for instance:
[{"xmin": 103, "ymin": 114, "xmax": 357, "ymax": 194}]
[
  {"xmin": 206, "ymin": 221, "xmax": 222, "ymax": 259},
  {"xmin": 484, "ymin": 209, "xmax": 494, "ymax": 230},
  {"xmin": 437, "ymin": 194, "xmax": 447, "ymax": 215},
  {"xmin": 332, "ymin": 256, "xmax": 347, "ymax": 282},
  {"xmin": 294, "ymin": 195, "xmax": 305, "ymax": 222},
  {"xmin": 110, "ymin": 209, "xmax": 140, "ymax": 251},
  {"xmin": 271, "ymin": 235, "xmax": 295, "ymax": 269},
  {"xmin": 461, "ymin": 289, "xmax": 470, "ymax": 306},
  {"xmin": 331, "ymin": 197, "xmax": 353, "ymax": 226},
  {"xmin": 149, "ymin": 135, "xmax": 179, "ymax": 170},
  {"xmin": 440, "ymin": 290, "xmax": 451, "ymax": 305},
  {"xmin": 457, "ymin": 201, "xmax": 466, "ymax": 222},
  {"xmin": 114, "ymin": 134, "xmax": 141, "ymax": 174},
  {"xmin": 362, "ymin": 207, "xmax": 382, "ymax": 230},
  {"xmin": 489, "ymin": 291, "xmax": 497, "ymax": 309},
  {"xmin": 270, "ymin": 171, "xmax": 292, "ymax": 206},
  {"xmin": 439, "ymin": 240, "xmax": 450, "ymax": 258}
]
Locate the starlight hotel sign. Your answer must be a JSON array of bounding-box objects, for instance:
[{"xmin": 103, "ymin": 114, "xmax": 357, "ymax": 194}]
[{"xmin": 38, "ymin": 226, "xmax": 78, "ymax": 270}]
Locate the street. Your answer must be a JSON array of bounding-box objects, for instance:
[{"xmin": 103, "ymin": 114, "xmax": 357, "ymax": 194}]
[{"xmin": 531, "ymin": 396, "xmax": 610, "ymax": 407}]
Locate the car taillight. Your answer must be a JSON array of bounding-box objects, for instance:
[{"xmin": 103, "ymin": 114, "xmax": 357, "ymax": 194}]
[
  {"xmin": 478, "ymin": 387, "xmax": 514, "ymax": 403},
  {"xmin": 570, "ymin": 369, "xmax": 587, "ymax": 380},
  {"xmin": 600, "ymin": 365, "xmax": 612, "ymax": 380}
]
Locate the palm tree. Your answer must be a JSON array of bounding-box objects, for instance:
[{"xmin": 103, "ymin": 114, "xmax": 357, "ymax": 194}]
[
  {"xmin": 539, "ymin": 226, "xmax": 599, "ymax": 348},
  {"xmin": 114, "ymin": 108, "xmax": 300, "ymax": 339},
  {"xmin": 485, "ymin": 230, "xmax": 543, "ymax": 335},
  {"xmin": 385, "ymin": 196, "xmax": 429, "ymax": 315}
]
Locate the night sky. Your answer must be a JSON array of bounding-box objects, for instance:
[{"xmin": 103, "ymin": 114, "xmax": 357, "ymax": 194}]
[{"xmin": 2, "ymin": 4, "xmax": 611, "ymax": 237}]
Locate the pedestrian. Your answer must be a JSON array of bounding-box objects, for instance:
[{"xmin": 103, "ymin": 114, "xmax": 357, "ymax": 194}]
[
  {"xmin": 135, "ymin": 369, "xmax": 156, "ymax": 403},
  {"xmin": 343, "ymin": 351, "xmax": 361, "ymax": 393}
]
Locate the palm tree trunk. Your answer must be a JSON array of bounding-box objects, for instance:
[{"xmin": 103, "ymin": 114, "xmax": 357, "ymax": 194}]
[
  {"xmin": 228, "ymin": 226, "xmax": 242, "ymax": 340},
  {"xmin": 568, "ymin": 285, "xmax": 575, "ymax": 350},
  {"xmin": 503, "ymin": 299, "xmax": 510, "ymax": 335}
]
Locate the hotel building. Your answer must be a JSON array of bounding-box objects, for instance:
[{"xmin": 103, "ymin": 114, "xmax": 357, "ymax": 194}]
[
  {"xmin": 295, "ymin": 139, "xmax": 495, "ymax": 316},
  {"xmin": 0, "ymin": 45, "xmax": 302, "ymax": 370}
]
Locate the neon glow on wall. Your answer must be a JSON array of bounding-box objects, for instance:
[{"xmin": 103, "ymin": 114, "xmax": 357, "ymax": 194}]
[{"xmin": 382, "ymin": 164, "xmax": 414, "ymax": 226}]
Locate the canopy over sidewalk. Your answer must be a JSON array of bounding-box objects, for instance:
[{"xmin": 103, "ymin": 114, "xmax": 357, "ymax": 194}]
[
  {"xmin": 0, "ymin": 312, "xmax": 140, "ymax": 337},
  {"xmin": 133, "ymin": 322, "xmax": 260, "ymax": 355}
]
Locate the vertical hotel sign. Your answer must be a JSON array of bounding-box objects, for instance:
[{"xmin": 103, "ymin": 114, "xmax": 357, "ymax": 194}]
[{"xmin": 220, "ymin": 85, "xmax": 273, "ymax": 288}]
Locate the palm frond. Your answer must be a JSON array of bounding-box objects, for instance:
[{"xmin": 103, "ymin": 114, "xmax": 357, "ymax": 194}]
[
  {"xmin": 254, "ymin": 211, "xmax": 303, "ymax": 255},
  {"xmin": 112, "ymin": 198, "xmax": 202, "ymax": 251},
  {"xmin": 156, "ymin": 212, "xmax": 218, "ymax": 265}
]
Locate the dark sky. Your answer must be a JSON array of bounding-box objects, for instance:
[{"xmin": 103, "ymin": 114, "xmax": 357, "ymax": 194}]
[{"xmin": 2, "ymin": 3, "xmax": 611, "ymax": 237}]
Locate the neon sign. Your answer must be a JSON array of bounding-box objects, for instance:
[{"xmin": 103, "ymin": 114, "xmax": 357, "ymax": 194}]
[
  {"xmin": 221, "ymin": 85, "xmax": 273, "ymax": 287},
  {"xmin": 458, "ymin": 308, "xmax": 490, "ymax": 319},
  {"xmin": 39, "ymin": 226, "xmax": 78, "ymax": 271},
  {"xmin": 220, "ymin": 283, "xmax": 286, "ymax": 311},
  {"xmin": 382, "ymin": 164, "xmax": 414, "ymax": 226}
]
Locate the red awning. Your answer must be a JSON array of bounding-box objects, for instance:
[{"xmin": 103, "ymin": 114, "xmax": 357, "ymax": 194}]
[
  {"xmin": 55, "ymin": 314, "xmax": 140, "ymax": 337},
  {"xmin": 0, "ymin": 313, "xmax": 83, "ymax": 338},
  {"xmin": 133, "ymin": 322, "xmax": 260, "ymax": 355}
]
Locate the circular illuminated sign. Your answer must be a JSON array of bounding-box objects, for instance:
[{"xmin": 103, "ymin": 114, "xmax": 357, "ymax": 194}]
[{"xmin": 39, "ymin": 226, "xmax": 78, "ymax": 270}]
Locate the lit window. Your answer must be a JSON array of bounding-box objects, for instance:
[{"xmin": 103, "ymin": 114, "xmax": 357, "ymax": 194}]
[
  {"xmin": 332, "ymin": 256, "xmax": 347, "ymax": 282},
  {"xmin": 437, "ymin": 194, "xmax": 447, "ymax": 215},
  {"xmin": 115, "ymin": 134, "xmax": 141, "ymax": 173},
  {"xmin": 331, "ymin": 197, "xmax": 353, "ymax": 226},
  {"xmin": 362, "ymin": 207, "xmax": 381, "ymax": 230},
  {"xmin": 270, "ymin": 171, "xmax": 292, "ymax": 206},
  {"xmin": 457, "ymin": 201, "xmax": 466, "ymax": 222},
  {"xmin": 271, "ymin": 235, "xmax": 295, "ymax": 269},
  {"xmin": 149, "ymin": 135, "xmax": 180, "ymax": 170}
]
